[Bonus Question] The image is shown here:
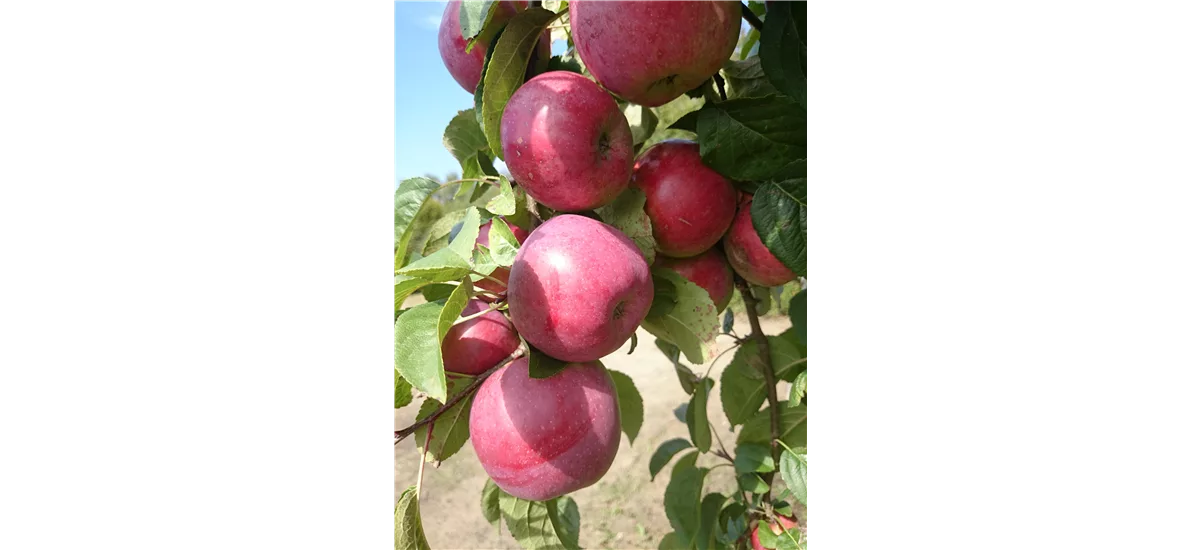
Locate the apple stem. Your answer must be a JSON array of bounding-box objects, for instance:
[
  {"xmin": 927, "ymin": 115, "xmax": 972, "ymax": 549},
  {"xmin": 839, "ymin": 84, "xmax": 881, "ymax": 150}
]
[
  {"xmin": 741, "ymin": 3, "xmax": 764, "ymax": 31},
  {"xmin": 735, "ymin": 277, "xmax": 780, "ymax": 496},
  {"xmin": 394, "ymin": 347, "xmax": 526, "ymax": 445},
  {"xmin": 471, "ymin": 270, "xmax": 509, "ymax": 289},
  {"xmin": 416, "ymin": 427, "xmax": 432, "ymax": 499},
  {"xmin": 452, "ymin": 302, "xmax": 505, "ymax": 326}
]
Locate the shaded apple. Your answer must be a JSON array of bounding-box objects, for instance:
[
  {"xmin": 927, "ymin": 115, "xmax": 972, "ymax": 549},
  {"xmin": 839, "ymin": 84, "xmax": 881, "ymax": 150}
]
[
  {"xmin": 507, "ymin": 214, "xmax": 652, "ymax": 362},
  {"xmin": 441, "ymin": 299, "xmax": 521, "ymax": 376},
  {"xmin": 750, "ymin": 514, "xmax": 801, "ymax": 550},
  {"xmin": 724, "ymin": 194, "xmax": 797, "ymax": 287},
  {"xmin": 469, "ymin": 357, "xmax": 621, "ymax": 501},
  {"xmin": 655, "ymin": 247, "xmax": 735, "ymax": 311},
  {"xmin": 633, "ymin": 139, "xmax": 738, "ymax": 258},
  {"xmin": 437, "ymin": 1, "xmax": 550, "ymax": 93},
  {"xmin": 501, "ymin": 71, "xmax": 633, "ymax": 212},
  {"xmin": 474, "ymin": 217, "xmax": 531, "ymax": 300},
  {"xmin": 569, "ymin": 0, "xmax": 742, "ymax": 106}
]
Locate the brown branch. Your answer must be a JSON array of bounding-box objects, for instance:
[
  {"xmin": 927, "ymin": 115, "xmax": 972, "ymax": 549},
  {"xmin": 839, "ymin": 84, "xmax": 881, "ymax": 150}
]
[
  {"xmin": 741, "ymin": 3, "xmax": 764, "ymax": 31},
  {"xmin": 736, "ymin": 277, "xmax": 779, "ymax": 491},
  {"xmin": 394, "ymin": 347, "xmax": 525, "ymax": 445}
]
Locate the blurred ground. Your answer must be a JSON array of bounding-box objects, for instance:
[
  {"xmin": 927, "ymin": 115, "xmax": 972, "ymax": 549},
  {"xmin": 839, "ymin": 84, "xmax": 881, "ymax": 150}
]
[{"xmin": 395, "ymin": 313, "xmax": 799, "ymax": 550}]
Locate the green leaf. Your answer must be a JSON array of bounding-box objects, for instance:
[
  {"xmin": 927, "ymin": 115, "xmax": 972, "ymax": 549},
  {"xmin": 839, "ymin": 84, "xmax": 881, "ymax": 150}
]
[
  {"xmin": 755, "ymin": 520, "xmax": 779, "ymax": 549},
  {"xmin": 421, "ymin": 283, "xmax": 457, "ymax": 303},
  {"xmin": 481, "ymin": 479, "xmax": 501, "ymax": 528},
  {"xmin": 608, "ymin": 369, "xmax": 644, "ymax": 444},
  {"xmin": 395, "ymin": 177, "xmax": 444, "ymax": 269},
  {"xmin": 527, "ymin": 345, "xmax": 569, "ymax": 379},
  {"xmin": 722, "ymin": 309, "xmax": 734, "ymax": 333},
  {"xmin": 719, "ymin": 334, "xmax": 808, "ymax": 426},
  {"xmin": 789, "ymin": 371, "xmax": 807, "ymax": 407},
  {"xmin": 733, "ymin": 443, "xmax": 775, "ymax": 474},
  {"xmin": 673, "ymin": 403, "xmax": 689, "ymax": 423},
  {"xmin": 753, "ymin": 284, "xmax": 773, "ymax": 316},
  {"xmin": 480, "ymin": 7, "xmax": 559, "ymax": 160},
  {"xmin": 395, "ymin": 302, "xmax": 449, "ymax": 402},
  {"xmin": 422, "ymin": 209, "xmax": 470, "ymax": 257},
  {"xmin": 473, "ymin": 29, "xmax": 502, "ymax": 129},
  {"xmin": 664, "ymin": 459, "xmax": 708, "ymax": 548},
  {"xmin": 640, "ymin": 268, "xmax": 719, "ymax": 365},
  {"xmin": 739, "ymin": 28, "xmax": 761, "ymax": 60},
  {"xmin": 444, "ymin": 110, "xmax": 492, "ymax": 180},
  {"xmin": 737, "ymin": 403, "xmax": 807, "ymax": 449},
  {"xmin": 788, "ymin": 288, "xmax": 807, "ymax": 346},
  {"xmin": 751, "ymin": 179, "xmax": 806, "ymax": 278},
  {"xmin": 670, "ymin": 110, "xmax": 700, "ymax": 133},
  {"xmin": 686, "ymin": 378, "xmax": 713, "ymax": 453},
  {"xmin": 484, "ymin": 176, "xmax": 516, "ymax": 216},
  {"xmin": 779, "ymin": 445, "xmax": 807, "ymax": 506},
  {"xmin": 647, "ymin": 272, "xmax": 678, "ymax": 318},
  {"xmin": 448, "ymin": 207, "xmax": 482, "ymax": 260},
  {"xmin": 721, "ymin": 58, "xmax": 780, "ymax": 100},
  {"xmin": 624, "ymin": 102, "xmax": 659, "ymax": 147},
  {"xmin": 459, "ymin": 0, "xmax": 498, "ymax": 50},
  {"xmin": 395, "ymin": 369, "xmax": 413, "ymax": 408},
  {"xmin": 696, "ymin": 493, "xmax": 727, "ymax": 550},
  {"xmin": 659, "ymin": 532, "xmax": 682, "ymax": 550},
  {"xmin": 775, "ymin": 528, "xmax": 805, "ymax": 550},
  {"xmin": 773, "ymin": 500, "xmax": 793, "ymax": 518},
  {"xmin": 549, "ymin": 497, "xmax": 581, "ymax": 550},
  {"xmin": 487, "ymin": 216, "xmax": 520, "ymax": 266},
  {"xmin": 472, "ymin": 246, "xmax": 498, "ymax": 278},
  {"xmin": 415, "ymin": 373, "xmax": 475, "ymax": 463},
  {"xmin": 649, "ymin": 438, "xmax": 693, "ymax": 481},
  {"xmin": 499, "ymin": 491, "xmax": 582, "ymax": 550},
  {"xmin": 759, "ymin": 0, "xmax": 806, "ymax": 104},
  {"xmin": 696, "ymin": 97, "xmax": 806, "ymax": 182},
  {"xmin": 595, "ymin": 188, "xmax": 655, "ymax": 265},
  {"xmin": 547, "ymin": 54, "xmax": 583, "ymax": 74},
  {"xmin": 395, "ymin": 274, "xmax": 430, "ymax": 313},
  {"xmin": 396, "ymin": 247, "xmax": 473, "ymax": 282},
  {"xmin": 738, "ymin": 473, "xmax": 770, "ymax": 494},
  {"xmin": 395, "ymin": 486, "xmax": 431, "ymax": 550}
]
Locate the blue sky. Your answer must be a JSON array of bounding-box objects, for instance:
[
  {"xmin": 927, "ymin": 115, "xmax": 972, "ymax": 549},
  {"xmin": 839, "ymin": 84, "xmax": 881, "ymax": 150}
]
[{"xmin": 395, "ymin": 1, "xmax": 570, "ymax": 184}]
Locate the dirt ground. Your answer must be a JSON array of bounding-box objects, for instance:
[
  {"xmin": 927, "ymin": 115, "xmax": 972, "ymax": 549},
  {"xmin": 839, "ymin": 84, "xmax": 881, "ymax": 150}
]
[{"xmin": 395, "ymin": 315, "xmax": 797, "ymax": 550}]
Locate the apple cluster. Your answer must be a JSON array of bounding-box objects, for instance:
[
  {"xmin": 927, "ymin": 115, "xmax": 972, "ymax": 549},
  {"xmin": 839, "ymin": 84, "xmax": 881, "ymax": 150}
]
[{"xmin": 434, "ymin": 0, "xmax": 797, "ymax": 503}]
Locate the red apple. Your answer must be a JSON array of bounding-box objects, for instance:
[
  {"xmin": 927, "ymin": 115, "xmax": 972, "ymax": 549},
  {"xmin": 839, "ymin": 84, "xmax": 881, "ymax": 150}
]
[
  {"xmin": 469, "ymin": 357, "xmax": 621, "ymax": 501},
  {"xmin": 507, "ymin": 214, "xmax": 652, "ymax": 362},
  {"xmin": 569, "ymin": 0, "xmax": 742, "ymax": 107},
  {"xmin": 724, "ymin": 194, "xmax": 797, "ymax": 287},
  {"xmin": 501, "ymin": 71, "xmax": 633, "ymax": 212},
  {"xmin": 437, "ymin": 1, "xmax": 550, "ymax": 93},
  {"xmin": 441, "ymin": 299, "xmax": 521, "ymax": 375},
  {"xmin": 654, "ymin": 247, "xmax": 735, "ymax": 311},
  {"xmin": 750, "ymin": 514, "xmax": 801, "ymax": 550},
  {"xmin": 633, "ymin": 139, "xmax": 738, "ymax": 258},
  {"xmin": 474, "ymin": 218, "xmax": 531, "ymax": 300}
]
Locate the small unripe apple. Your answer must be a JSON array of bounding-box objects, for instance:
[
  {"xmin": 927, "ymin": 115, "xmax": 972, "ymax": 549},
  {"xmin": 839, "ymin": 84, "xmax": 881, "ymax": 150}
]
[
  {"xmin": 654, "ymin": 247, "xmax": 735, "ymax": 311},
  {"xmin": 501, "ymin": 71, "xmax": 633, "ymax": 212},
  {"xmin": 437, "ymin": 1, "xmax": 550, "ymax": 93},
  {"xmin": 632, "ymin": 139, "xmax": 738, "ymax": 258},
  {"xmin": 474, "ymin": 218, "xmax": 531, "ymax": 300},
  {"xmin": 569, "ymin": 0, "xmax": 742, "ymax": 106},
  {"xmin": 724, "ymin": 194, "xmax": 797, "ymax": 287},
  {"xmin": 749, "ymin": 514, "xmax": 801, "ymax": 550},
  {"xmin": 469, "ymin": 357, "xmax": 621, "ymax": 501},
  {"xmin": 441, "ymin": 299, "xmax": 521, "ymax": 376},
  {"xmin": 508, "ymin": 214, "xmax": 652, "ymax": 362}
]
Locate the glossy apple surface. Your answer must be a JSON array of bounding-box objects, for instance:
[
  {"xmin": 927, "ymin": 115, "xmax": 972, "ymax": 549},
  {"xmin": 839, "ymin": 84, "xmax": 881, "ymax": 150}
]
[
  {"xmin": 633, "ymin": 139, "xmax": 738, "ymax": 258},
  {"xmin": 437, "ymin": 1, "xmax": 550, "ymax": 93},
  {"xmin": 507, "ymin": 214, "xmax": 652, "ymax": 362},
  {"xmin": 441, "ymin": 299, "xmax": 521, "ymax": 375},
  {"xmin": 724, "ymin": 194, "xmax": 797, "ymax": 287},
  {"xmin": 474, "ymin": 218, "xmax": 531, "ymax": 299},
  {"xmin": 469, "ymin": 357, "xmax": 621, "ymax": 501},
  {"xmin": 654, "ymin": 247, "xmax": 735, "ymax": 311}
]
